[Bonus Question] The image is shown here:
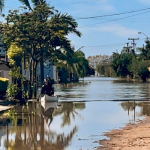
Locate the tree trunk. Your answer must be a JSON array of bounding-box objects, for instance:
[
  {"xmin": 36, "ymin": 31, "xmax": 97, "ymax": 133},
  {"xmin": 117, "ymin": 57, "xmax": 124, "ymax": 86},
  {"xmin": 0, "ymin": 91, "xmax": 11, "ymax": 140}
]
[
  {"xmin": 33, "ymin": 61, "xmax": 38, "ymax": 98},
  {"xmin": 29, "ymin": 59, "xmax": 33, "ymax": 99},
  {"xmin": 40, "ymin": 55, "xmax": 44, "ymax": 86},
  {"xmin": 15, "ymin": 60, "xmax": 22, "ymax": 100}
]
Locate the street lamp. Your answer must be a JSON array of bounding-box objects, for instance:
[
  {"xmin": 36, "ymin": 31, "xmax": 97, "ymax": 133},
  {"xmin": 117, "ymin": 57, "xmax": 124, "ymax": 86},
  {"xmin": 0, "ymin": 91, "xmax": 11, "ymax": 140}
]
[
  {"xmin": 138, "ymin": 32, "xmax": 149, "ymax": 41},
  {"xmin": 77, "ymin": 46, "xmax": 84, "ymax": 51}
]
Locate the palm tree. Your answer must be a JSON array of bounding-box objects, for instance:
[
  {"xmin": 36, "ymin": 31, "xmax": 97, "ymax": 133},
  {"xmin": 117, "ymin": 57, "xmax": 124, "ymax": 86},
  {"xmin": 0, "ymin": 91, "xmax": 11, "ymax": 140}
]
[
  {"xmin": 137, "ymin": 41, "xmax": 150, "ymax": 60},
  {"xmin": 3, "ymin": 0, "xmax": 82, "ymax": 97},
  {"xmin": 18, "ymin": 0, "xmax": 31, "ymax": 10},
  {"xmin": 56, "ymin": 46, "xmax": 89, "ymax": 82},
  {"xmin": 0, "ymin": 0, "xmax": 4, "ymax": 13},
  {"xmin": 0, "ymin": 0, "xmax": 29, "ymax": 13},
  {"xmin": 0, "ymin": 0, "xmax": 46, "ymax": 13},
  {"xmin": 73, "ymin": 50, "xmax": 90, "ymax": 77}
]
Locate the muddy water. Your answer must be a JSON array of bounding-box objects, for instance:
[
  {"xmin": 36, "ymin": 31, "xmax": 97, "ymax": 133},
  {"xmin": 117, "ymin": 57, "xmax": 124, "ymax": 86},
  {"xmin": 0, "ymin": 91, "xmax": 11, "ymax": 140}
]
[{"xmin": 1, "ymin": 77, "xmax": 150, "ymax": 150}]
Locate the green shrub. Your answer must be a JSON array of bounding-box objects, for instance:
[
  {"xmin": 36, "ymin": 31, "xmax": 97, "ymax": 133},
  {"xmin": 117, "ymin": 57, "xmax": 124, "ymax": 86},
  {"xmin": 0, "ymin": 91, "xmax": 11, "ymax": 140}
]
[{"xmin": 6, "ymin": 84, "xmax": 19, "ymax": 99}]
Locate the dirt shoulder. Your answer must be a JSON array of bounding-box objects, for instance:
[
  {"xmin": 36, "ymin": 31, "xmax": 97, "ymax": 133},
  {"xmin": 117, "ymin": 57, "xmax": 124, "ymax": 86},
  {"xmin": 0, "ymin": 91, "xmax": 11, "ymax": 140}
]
[
  {"xmin": 0, "ymin": 105, "xmax": 13, "ymax": 112},
  {"xmin": 0, "ymin": 99, "xmax": 18, "ymax": 113},
  {"xmin": 97, "ymin": 117, "xmax": 150, "ymax": 150}
]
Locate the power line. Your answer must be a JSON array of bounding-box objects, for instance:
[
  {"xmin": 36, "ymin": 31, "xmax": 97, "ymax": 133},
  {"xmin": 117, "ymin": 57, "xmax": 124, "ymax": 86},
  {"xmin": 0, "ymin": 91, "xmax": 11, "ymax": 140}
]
[
  {"xmin": 76, "ymin": 43, "xmax": 126, "ymax": 48},
  {"xmin": 75, "ymin": 38, "xmax": 146, "ymax": 48},
  {"xmin": 76, "ymin": 7, "xmax": 150, "ymax": 20},
  {"xmin": 79, "ymin": 10, "xmax": 150, "ymax": 27},
  {"xmin": 51, "ymin": 0, "xmax": 103, "ymax": 6}
]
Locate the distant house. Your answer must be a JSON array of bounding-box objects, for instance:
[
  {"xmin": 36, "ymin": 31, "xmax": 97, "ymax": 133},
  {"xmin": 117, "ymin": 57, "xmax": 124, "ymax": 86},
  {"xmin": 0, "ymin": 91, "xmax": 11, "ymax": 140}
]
[
  {"xmin": 87, "ymin": 54, "xmax": 113, "ymax": 69},
  {"xmin": 0, "ymin": 34, "xmax": 11, "ymax": 82},
  {"xmin": 43, "ymin": 65, "xmax": 58, "ymax": 83},
  {"xmin": 0, "ymin": 61, "xmax": 12, "ymax": 83},
  {"xmin": 0, "ymin": 58, "xmax": 58, "ymax": 87},
  {"xmin": 40, "ymin": 59, "xmax": 58, "ymax": 84},
  {"xmin": 22, "ymin": 59, "xmax": 59, "ymax": 86},
  {"xmin": 0, "ymin": 46, "xmax": 58, "ymax": 86}
]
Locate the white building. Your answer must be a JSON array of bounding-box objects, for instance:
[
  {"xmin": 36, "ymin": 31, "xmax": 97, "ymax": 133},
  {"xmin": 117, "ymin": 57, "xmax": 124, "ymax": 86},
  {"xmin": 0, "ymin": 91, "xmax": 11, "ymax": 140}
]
[{"xmin": 87, "ymin": 54, "xmax": 112, "ymax": 69}]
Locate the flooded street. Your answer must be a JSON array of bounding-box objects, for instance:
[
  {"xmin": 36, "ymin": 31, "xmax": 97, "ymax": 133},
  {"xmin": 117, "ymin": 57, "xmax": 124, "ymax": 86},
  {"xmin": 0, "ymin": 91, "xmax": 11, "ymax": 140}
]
[{"xmin": 1, "ymin": 77, "xmax": 150, "ymax": 150}]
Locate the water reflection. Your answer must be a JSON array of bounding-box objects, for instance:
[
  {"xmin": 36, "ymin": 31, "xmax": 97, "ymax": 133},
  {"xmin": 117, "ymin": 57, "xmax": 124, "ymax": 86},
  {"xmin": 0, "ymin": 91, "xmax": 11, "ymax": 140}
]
[
  {"xmin": 53, "ymin": 102, "xmax": 85, "ymax": 127},
  {"xmin": 0, "ymin": 101, "xmax": 85, "ymax": 150},
  {"xmin": 54, "ymin": 81, "xmax": 90, "ymax": 100},
  {"xmin": 2, "ymin": 77, "xmax": 150, "ymax": 149},
  {"xmin": 112, "ymin": 80, "xmax": 150, "ymax": 100},
  {"xmin": 121, "ymin": 101, "xmax": 150, "ymax": 117},
  {"xmin": 55, "ymin": 77, "xmax": 150, "ymax": 101}
]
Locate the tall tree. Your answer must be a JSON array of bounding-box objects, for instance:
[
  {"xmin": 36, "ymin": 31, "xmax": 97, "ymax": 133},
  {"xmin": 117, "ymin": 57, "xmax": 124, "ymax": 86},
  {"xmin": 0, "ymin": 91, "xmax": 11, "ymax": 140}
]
[
  {"xmin": 3, "ymin": 2, "xmax": 81, "ymax": 98},
  {"xmin": 0, "ymin": 0, "xmax": 4, "ymax": 13},
  {"xmin": 0, "ymin": 0, "xmax": 41, "ymax": 13},
  {"xmin": 111, "ymin": 53, "xmax": 134, "ymax": 77},
  {"xmin": 137, "ymin": 41, "xmax": 150, "ymax": 60}
]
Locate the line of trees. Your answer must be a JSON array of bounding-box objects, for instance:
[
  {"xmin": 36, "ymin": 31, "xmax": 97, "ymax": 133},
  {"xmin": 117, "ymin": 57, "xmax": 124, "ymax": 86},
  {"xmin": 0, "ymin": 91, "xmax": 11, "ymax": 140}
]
[
  {"xmin": 96, "ymin": 61, "xmax": 116, "ymax": 77},
  {"xmin": 0, "ymin": 0, "xmax": 93, "ymax": 100},
  {"xmin": 96, "ymin": 40, "xmax": 150, "ymax": 82},
  {"xmin": 111, "ymin": 40, "xmax": 150, "ymax": 82}
]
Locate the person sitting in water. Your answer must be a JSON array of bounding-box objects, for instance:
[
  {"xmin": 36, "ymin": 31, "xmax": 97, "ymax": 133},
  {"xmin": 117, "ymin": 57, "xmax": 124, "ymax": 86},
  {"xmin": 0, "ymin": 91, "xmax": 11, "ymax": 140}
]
[
  {"xmin": 46, "ymin": 75, "xmax": 52, "ymax": 86},
  {"xmin": 41, "ymin": 77, "xmax": 54, "ymax": 96},
  {"xmin": 47, "ymin": 76, "xmax": 54, "ymax": 96}
]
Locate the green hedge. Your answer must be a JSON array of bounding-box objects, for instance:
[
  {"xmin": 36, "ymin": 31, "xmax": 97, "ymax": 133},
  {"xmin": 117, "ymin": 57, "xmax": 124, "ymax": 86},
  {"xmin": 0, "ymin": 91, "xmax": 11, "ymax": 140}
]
[{"xmin": 0, "ymin": 77, "xmax": 9, "ymax": 95}]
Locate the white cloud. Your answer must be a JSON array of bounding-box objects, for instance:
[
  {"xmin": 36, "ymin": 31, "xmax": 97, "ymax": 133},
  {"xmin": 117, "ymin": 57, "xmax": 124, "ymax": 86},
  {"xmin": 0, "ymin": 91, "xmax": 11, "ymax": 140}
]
[
  {"xmin": 92, "ymin": 24, "xmax": 139, "ymax": 38},
  {"xmin": 139, "ymin": 0, "xmax": 150, "ymax": 4},
  {"xmin": 77, "ymin": 24, "xmax": 139, "ymax": 38},
  {"xmin": 69, "ymin": 0, "xmax": 115, "ymax": 16},
  {"xmin": 72, "ymin": 5, "xmax": 115, "ymax": 16},
  {"xmin": 97, "ymin": 0, "xmax": 115, "ymax": 11},
  {"xmin": 100, "ymin": 4, "xmax": 115, "ymax": 12}
]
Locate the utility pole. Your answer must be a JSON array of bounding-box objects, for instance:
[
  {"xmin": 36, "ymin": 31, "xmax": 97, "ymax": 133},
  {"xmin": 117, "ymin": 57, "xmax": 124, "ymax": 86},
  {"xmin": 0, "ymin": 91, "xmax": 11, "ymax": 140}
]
[
  {"xmin": 128, "ymin": 38, "xmax": 139, "ymax": 52},
  {"xmin": 126, "ymin": 42, "xmax": 129, "ymax": 53},
  {"xmin": 124, "ymin": 42, "xmax": 132, "ymax": 53}
]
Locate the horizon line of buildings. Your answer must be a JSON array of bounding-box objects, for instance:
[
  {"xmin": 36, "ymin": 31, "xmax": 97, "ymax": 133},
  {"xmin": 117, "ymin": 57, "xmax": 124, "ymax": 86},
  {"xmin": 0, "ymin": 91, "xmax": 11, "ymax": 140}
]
[{"xmin": 87, "ymin": 54, "xmax": 113, "ymax": 69}]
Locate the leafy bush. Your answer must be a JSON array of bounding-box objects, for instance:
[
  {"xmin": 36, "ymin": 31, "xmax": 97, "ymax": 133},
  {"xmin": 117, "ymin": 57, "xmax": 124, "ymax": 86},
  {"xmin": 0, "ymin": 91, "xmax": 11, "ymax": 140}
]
[
  {"xmin": 6, "ymin": 84, "xmax": 19, "ymax": 99},
  {"xmin": 137, "ymin": 61, "xmax": 150, "ymax": 82}
]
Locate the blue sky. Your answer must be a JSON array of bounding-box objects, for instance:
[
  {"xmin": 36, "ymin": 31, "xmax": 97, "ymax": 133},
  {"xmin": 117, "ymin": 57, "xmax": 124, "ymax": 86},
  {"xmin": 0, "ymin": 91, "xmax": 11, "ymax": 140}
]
[{"xmin": 2, "ymin": 0, "xmax": 150, "ymax": 57}]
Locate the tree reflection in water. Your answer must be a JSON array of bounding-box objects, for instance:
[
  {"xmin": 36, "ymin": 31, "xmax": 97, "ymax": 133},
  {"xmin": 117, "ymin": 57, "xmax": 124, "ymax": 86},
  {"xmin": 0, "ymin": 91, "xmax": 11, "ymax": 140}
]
[
  {"xmin": 121, "ymin": 101, "xmax": 150, "ymax": 118},
  {"xmin": 53, "ymin": 102, "xmax": 85, "ymax": 127},
  {"xmin": 0, "ymin": 101, "xmax": 85, "ymax": 150}
]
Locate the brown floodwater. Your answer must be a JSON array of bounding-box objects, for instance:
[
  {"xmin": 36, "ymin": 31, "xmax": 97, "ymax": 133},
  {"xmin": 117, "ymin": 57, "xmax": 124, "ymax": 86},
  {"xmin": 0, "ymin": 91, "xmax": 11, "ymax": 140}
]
[{"xmin": 1, "ymin": 77, "xmax": 150, "ymax": 150}]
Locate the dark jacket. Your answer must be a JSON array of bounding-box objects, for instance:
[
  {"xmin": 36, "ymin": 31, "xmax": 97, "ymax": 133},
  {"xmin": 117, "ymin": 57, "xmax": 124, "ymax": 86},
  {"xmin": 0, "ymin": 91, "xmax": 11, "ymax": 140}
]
[{"xmin": 41, "ymin": 78, "xmax": 54, "ymax": 96}]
